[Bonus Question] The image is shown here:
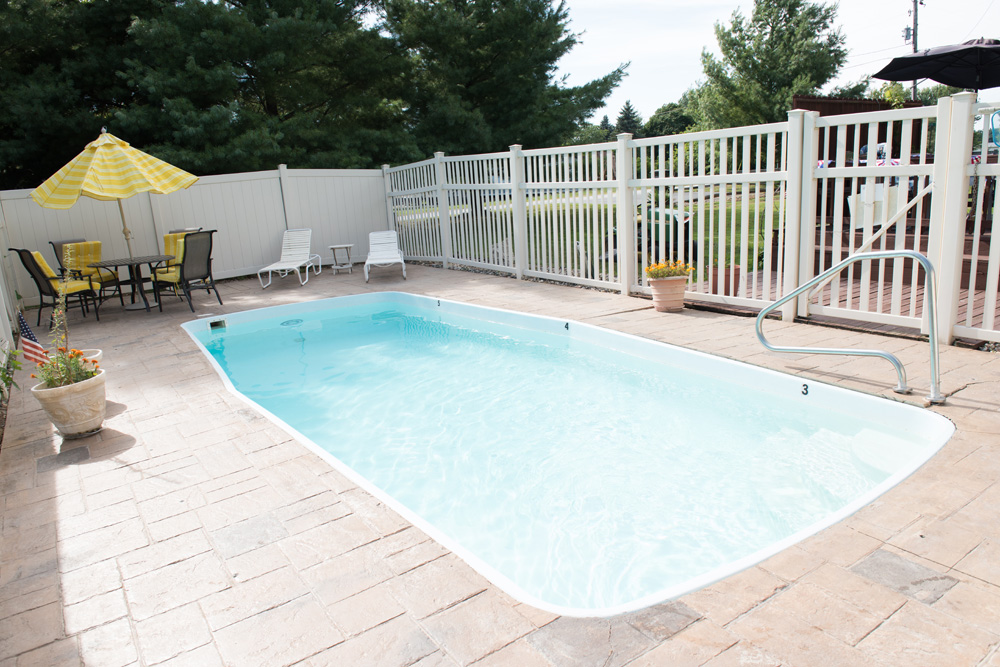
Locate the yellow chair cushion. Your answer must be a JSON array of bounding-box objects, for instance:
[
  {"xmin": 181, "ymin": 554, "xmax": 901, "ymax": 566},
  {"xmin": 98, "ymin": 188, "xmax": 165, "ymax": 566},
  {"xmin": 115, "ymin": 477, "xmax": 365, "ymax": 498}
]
[
  {"xmin": 62, "ymin": 241, "xmax": 116, "ymax": 284},
  {"xmin": 163, "ymin": 233, "xmax": 186, "ymax": 267},
  {"xmin": 155, "ymin": 238, "xmax": 184, "ymax": 281},
  {"xmin": 32, "ymin": 251, "xmax": 58, "ymax": 280},
  {"xmin": 156, "ymin": 266, "xmax": 181, "ymax": 284},
  {"xmin": 31, "ymin": 252, "xmax": 93, "ymax": 295}
]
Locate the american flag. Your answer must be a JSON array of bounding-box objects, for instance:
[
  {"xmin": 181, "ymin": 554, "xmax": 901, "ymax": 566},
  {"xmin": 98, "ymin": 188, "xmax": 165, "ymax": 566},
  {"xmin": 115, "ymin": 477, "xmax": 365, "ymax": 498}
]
[{"xmin": 17, "ymin": 311, "xmax": 49, "ymax": 364}]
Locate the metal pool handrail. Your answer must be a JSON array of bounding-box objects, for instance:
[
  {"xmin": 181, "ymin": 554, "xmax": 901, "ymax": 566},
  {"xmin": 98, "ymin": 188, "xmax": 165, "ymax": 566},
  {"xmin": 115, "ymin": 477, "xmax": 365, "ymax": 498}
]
[{"xmin": 756, "ymin": 250, "xmax": 945, "ymax": 405}]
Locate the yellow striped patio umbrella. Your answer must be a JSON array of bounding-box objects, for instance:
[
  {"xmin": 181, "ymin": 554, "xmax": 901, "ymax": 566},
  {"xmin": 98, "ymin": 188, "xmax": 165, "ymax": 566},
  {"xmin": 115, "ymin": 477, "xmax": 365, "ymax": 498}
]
[{"xmin": 30, "ymin": 130, "xmax": 198, "ymax": 258}]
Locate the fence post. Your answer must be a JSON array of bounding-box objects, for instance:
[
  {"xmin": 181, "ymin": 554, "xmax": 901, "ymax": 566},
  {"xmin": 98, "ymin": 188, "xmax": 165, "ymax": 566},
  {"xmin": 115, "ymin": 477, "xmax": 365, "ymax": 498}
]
[
  {"xmin": 616, "ymin": 133, "xmax": 634, "ymax": 295},
  {"xmin": 928, "ymin": 92, "xmax": 976, "ymax": 344},
  {"xmin": 277, "ymin": 163, "xmax": 293, "ymax": 230},
  {"xmin": 0, "ymin": 201, "xmax": 15, "ymax": 346},
  {"xmin": 795, "ymin": 111, "xmax": 819, "ymax": 318},
  {"xmin": 780, "ymin": 109, "xmax": 814, "ymax": 321},
  {"xmin": 434, "ymin": 152, "xmax": 451, "ymax": 269},
  {"xmin": 381, "ymin": 164, "xmax": 394, "ymax": 232},
  {"xmin": 509, "ymin": 144, "xmax": 527, "ymax": 279}
]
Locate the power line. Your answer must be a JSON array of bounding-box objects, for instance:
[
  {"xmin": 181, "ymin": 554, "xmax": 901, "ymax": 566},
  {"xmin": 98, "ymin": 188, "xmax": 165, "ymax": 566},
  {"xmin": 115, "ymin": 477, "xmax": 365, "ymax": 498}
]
[
  {"xmin": 842, "ymin": 53, "xmax": 911, "ymax": 71},
  {"xmin": 850, "ymin": 45, "xmax": 909, "ymax": 58},
  {"xmin": 963, "ymin": 0, "xmax": 996, "ymax": 39}
]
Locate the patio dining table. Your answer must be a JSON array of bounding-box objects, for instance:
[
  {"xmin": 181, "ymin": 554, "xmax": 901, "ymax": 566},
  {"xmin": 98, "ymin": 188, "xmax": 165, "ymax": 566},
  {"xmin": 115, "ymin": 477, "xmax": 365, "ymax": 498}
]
[{"xmin": 89, "ymin": 254, "xmax": 173, "ymax": 312}]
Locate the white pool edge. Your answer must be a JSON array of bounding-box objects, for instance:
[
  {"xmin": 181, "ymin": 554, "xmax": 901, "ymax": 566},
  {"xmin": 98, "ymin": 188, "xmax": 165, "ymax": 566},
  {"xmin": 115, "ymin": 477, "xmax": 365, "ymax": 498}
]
[{"xmin": 181, "ymin": 291, "xmax": 956, "ymax": 618}]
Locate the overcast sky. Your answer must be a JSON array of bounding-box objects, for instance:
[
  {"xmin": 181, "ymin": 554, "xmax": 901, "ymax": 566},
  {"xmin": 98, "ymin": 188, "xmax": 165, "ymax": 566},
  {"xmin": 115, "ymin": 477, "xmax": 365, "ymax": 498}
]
[{"xmin": 557, "ymin": 0, "xmax": 1000, "ymax": 122}]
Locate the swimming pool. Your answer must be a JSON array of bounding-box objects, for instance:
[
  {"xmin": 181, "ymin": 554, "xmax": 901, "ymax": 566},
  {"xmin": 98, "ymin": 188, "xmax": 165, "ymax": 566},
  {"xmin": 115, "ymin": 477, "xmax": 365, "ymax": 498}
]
[{"xmin": 183, "ymin": 292, "xmax": 954, "ymax": 617}]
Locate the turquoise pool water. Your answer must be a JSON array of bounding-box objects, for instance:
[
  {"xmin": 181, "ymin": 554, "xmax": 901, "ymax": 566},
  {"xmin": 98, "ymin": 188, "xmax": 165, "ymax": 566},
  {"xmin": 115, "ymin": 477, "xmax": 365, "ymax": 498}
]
[{"xmin": 184, "ymin": 292, "xmax": 954, "ymax": 616}]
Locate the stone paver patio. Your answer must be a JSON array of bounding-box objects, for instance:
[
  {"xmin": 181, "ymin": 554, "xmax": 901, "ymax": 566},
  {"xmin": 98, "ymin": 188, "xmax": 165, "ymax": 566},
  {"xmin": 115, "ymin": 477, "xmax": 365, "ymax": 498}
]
[{"xmin": 2, "ymin": 264, "xmax": 1000, "ymax": 666}]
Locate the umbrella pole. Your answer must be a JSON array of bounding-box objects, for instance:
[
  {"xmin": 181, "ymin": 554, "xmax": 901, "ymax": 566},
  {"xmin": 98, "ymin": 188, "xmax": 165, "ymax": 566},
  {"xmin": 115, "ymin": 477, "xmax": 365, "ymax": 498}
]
[{"xmin": 117, "ymin": 199, "xmax": 134, "ymax": 259}]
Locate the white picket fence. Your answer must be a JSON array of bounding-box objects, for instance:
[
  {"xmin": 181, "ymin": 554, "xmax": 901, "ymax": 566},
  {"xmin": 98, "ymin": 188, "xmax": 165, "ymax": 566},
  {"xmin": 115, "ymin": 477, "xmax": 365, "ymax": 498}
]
[
  {"xmin": 384, "ymin": 92, "xmax": 1000, "ymax": 344},
  {"xmin": 386, "ymin": 125, "xmax": 797, "ymax": 309},
  {"xmin": 1, "ymin": 92, "xmax": 998, "ymax": 350}
]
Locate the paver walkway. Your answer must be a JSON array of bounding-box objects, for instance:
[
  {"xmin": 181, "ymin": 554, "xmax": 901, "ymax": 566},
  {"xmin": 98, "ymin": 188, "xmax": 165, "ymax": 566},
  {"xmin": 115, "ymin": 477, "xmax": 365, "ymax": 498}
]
[{"xmin": 2, "ymin": 264, "xmax": 1000, "ymax": 666}]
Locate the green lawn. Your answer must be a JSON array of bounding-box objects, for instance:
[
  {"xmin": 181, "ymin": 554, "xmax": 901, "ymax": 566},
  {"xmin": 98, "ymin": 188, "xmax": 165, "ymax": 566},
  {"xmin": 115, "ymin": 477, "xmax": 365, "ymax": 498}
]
[{"xmin": 394, "ymin": 189, "xmax": 788, "ymax": 273}]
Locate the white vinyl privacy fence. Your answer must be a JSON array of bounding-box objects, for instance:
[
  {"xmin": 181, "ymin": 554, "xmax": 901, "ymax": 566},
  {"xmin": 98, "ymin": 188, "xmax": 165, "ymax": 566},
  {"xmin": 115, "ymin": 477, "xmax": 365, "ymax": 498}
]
[{"xmin": 0, "ymin": 166, "xmax": 389, "ymax": 335}]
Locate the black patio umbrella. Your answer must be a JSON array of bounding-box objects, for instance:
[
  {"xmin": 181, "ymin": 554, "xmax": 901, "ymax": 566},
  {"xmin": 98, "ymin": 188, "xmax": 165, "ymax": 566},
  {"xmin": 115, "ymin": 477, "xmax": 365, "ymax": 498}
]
[{"xmin": 874, "ymin": 38, "xmax": 1000, "ymax": 91}]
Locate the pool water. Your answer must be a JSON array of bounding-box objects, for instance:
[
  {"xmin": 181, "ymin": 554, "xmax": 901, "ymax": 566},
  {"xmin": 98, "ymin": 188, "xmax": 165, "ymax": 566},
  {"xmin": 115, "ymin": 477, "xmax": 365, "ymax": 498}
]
[{"xmin": 184, "ymin": 292, "xmax": 954, "ymax": 616}]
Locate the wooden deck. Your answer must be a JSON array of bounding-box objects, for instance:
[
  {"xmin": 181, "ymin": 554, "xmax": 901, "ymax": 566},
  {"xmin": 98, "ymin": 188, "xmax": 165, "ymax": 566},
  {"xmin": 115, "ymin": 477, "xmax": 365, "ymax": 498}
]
[{"xmin": 693, "ymin": 267, "xmax": 1000, "ymax": 341}]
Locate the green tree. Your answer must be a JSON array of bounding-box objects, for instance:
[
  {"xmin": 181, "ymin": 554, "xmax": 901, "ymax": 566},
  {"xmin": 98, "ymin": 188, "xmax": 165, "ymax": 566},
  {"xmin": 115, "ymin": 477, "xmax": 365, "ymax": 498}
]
[
  {"xmin": 615, "ymin": 100, "xmax": 643, "ymax": 137},
  {"xmin": 564, "ymin": 123, "xmax": 610, "ymax": 146},
  {"xmin": 644, "ymin": 96, "xmax": 696, "ymax": 137},
  {"xmin": 117, "ymin": 0, "xmax": 420, "ymax": 175},
  {"xmin": 918, "ymin": 84, "xmax": 963, "ymax": 106},
  {"xmin": 383, "ymin": 0, "xmax": 624, "ymax": 156},
  {"xmin": 828, "ymin": 77, "xmax": 870, "ymax": 99},
  {"xmin": 0, "ymin": 0, "xmax": 165, "ymax": 190},
  {"xmin": 874, "ymin": 82, "xmax": 908, "ymax": 109},
  {"xmin": 696, "ymin": 0, "xmax": 846, "ymax": 129},
  {"xmin": 598, "ymin": 115, "xmax": 615, "ymax": 140}
]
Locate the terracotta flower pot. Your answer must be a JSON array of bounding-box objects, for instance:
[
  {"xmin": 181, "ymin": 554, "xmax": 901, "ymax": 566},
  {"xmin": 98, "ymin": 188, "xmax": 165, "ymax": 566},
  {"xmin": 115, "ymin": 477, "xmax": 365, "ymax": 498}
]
[
  {"xmin": 711, "ymin": 265, "xmax": 742, "ymax": 296},
  {"xmin": 648, "ymin": 276, "xmax": 687, "ymax": 312},
  {"xmin": 31, "ymin": 369, "xmax": 107, "ymax": 439}
]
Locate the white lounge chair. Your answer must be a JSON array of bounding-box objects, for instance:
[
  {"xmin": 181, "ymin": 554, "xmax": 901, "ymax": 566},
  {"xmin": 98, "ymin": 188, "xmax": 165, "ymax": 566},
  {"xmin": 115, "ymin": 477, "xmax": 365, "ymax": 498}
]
[
  {"xmin": 258, "ymin": 228, "xmax": 322, "ymax": 288},
  {"xmin": 364, "ymin": 230, "xmax": 406, "ymax": 282}
]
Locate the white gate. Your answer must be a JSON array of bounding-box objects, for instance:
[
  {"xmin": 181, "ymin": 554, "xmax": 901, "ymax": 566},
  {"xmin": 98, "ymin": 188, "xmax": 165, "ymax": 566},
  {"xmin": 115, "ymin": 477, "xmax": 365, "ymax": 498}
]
[{"xmin": 801, "ymin": 106, "xmax": 939, "ymax": 329}]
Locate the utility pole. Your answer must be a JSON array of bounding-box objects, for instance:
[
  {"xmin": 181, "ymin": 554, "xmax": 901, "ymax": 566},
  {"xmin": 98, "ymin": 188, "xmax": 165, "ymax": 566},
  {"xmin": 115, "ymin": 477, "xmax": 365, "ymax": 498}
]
[
  {"xmin": 911, "ymin": 0, "xmax": 919, "ymax": 100},
  {"xmin": 904, "ymin": 0, "xmax": 924, "ymax": 101}
]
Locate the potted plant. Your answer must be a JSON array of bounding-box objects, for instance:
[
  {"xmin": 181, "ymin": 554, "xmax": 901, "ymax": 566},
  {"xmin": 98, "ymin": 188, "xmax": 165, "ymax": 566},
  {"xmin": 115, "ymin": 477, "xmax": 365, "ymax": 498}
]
[
  {"xmin": 28, "ymin": 258, "xmax": 105, "ymax": 439},
  {"xmin": 710, "ymin": 261, "xmax": 742, "ymax": 296},
  {"xmin": 645, "ymin": 260, "xmax": 693, "ymax": 312}
]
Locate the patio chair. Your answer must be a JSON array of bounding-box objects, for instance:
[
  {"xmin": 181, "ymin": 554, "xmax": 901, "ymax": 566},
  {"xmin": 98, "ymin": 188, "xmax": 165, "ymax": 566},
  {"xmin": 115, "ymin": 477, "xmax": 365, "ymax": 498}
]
[
  {"xmin": 152, "ymin": 230, "xmax": 223, "ymax": 312},
  {"xmin": 48, "ymin": 238, "xmax": 86, "ymax": 277},
  {"xmin": 364, "ymin": 231, "xmax": 406, "ymax": 282},
  {"xmin": 155, "ymin": 231, "xmax": 188, "ymax": 297},
  {"xmin": 62, "ymin": 241, "xmax": 124, "ymax": 308},
  {"xmin": 10, "ymin": 248, "xmax": 100, "ymax": 326},
  {"xmin": 257, "ymin": 228, "xmax": 322, "ymax": 288}
]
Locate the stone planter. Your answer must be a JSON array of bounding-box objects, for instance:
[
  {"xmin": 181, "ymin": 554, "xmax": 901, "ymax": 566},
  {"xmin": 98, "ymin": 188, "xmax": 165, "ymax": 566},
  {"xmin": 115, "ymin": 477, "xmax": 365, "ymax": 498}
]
[
  {"xmin": 79, "ymin": 349, "xmax": 102, "ymax": 370},
  {"xmin": 31, "ymin": 369, "xmax": 107, "ymax": 439},
  {"xmin": 648, "ymin": 276, "xmax": 687, "ymax": 312}
]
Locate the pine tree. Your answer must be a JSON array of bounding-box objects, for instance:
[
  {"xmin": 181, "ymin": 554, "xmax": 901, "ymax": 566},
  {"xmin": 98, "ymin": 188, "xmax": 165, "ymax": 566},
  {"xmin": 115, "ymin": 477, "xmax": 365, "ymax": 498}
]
[
  {"xmin": 117, "ymin": 0, "xmax": 421, "ymax": 174},
  {"xmin": 383, "ymin": 0, "xmax": 624, "ymax": 155},
  {"xmin": 0, "ymin": 0, "xmax": 166, "ymax": 189},
  {"xmin": 615, "ymin": 101, "xmax": 643, "ymax": 137},
  {"xmin": 598, "ymin": 115, "xmax": 614, "ymax": 140}
]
